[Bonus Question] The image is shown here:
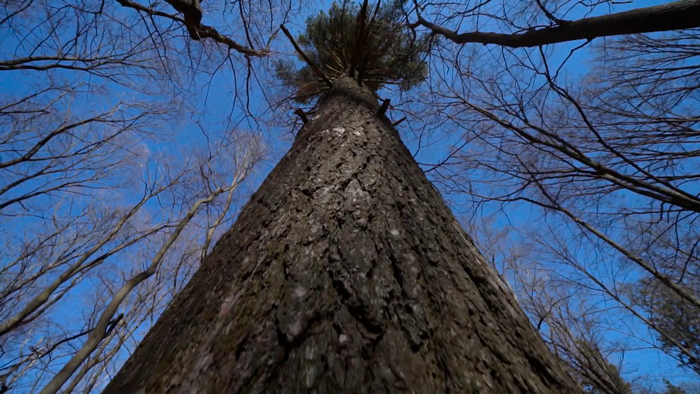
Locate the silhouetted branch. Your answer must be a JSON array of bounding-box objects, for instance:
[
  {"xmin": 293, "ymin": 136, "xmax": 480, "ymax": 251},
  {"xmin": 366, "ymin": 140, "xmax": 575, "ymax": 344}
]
[
  {"xmin": 415, "ymin": 0, "xmax": 700, "ymax": 47},
  {"xmin": 392, "ymin": 116, "xmax": 406, "ymax": 127},
  {"xmin": 280, "ymin": 24, "xmax": 332, "ymax": 87},
  {"xmin": 117, "ymin": 0, "xmax": 267, "ymax": 56},
  {"xmin": 349, "ymin": 0, "xmax": 370, "ymax": 78},
  {"xmin": 378, "ymin": 98, "xmax": 390, "ymax": 116},
  {"xmin": 294, "ymin": 108, "xmax": 309, "ymax": 124}
]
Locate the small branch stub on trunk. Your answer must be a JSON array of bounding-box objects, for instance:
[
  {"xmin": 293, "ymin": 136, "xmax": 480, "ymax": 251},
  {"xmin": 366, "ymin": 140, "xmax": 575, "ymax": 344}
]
[
  {"xmin": 378, "ymin": 99, "xmax": 390, "ymax": 116},
  {"xmin": 294, "ymin": 108, "xmax": 309, "ymax": 124}
]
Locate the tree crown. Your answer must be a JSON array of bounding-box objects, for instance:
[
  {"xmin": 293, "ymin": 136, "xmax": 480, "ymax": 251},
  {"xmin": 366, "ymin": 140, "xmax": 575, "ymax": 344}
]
[{"xmin": 276, "ymin": 0, "xmax": 428, "ymax": 104}]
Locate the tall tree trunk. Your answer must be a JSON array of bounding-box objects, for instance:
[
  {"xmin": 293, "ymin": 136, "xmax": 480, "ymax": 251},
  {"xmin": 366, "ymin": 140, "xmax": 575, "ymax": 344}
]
[{"xmin": 104, "ymin": 77, "xmax": 581, "ymax": 393}]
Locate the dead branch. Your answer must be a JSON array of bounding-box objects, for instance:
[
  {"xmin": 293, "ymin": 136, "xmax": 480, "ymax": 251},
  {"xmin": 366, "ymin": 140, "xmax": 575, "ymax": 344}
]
[
  {"xmin": 378, "ymin": 98, "xmax": 390, "ymax": 116},
  {"xmin": 349, "ymin": 0, "xmax": 370, "ymax": 78},
  {"xmin": 280, "ymin": 24, "xmax": 332, "ymax": 87},
  {"xmin": 391, "ymin": 117, "xmax": 406, "ymax": 127},
  {"xmin": 415, "ymin": 0, "xmax": 700, "ymax": 47},
  {"xmin": 116, "ymin": 0, "xmax": 267, "ymax": 56},
  {"xmin": 294, "ymin": 108, "xmax": 309, "ymax": 124}
]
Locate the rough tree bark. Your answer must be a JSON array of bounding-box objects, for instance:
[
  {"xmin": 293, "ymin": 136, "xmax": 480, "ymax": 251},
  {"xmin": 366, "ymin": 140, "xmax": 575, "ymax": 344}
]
[{"xmin": 103, "ymin": 77, "xmax": 581, "ymax": 393}]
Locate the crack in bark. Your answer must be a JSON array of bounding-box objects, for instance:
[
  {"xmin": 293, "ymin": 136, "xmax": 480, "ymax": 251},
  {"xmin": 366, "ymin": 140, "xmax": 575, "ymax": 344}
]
[{"xmin": 327, "ymin": 250, "xmax": 385, "ymax": 336}]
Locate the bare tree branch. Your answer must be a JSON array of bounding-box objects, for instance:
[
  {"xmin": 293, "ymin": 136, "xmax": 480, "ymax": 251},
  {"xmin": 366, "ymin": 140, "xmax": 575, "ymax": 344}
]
[
  {"xmin": 116, "ymin": 0, "xmax": 268, "ymax": 56},
  {"xmin": 415, "ymin": 0, "xmax": 700, "ymax": 47}
]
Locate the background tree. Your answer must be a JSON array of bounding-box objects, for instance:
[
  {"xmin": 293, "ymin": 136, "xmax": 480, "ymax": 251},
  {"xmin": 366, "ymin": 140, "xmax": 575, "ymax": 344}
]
[
  {"xmin": 628, "ymin": 279, "xmax": 700, "ymax": 375},
  {"xmin": 0, "ymin": 0, "xmax": 286, "ymax": 390}
]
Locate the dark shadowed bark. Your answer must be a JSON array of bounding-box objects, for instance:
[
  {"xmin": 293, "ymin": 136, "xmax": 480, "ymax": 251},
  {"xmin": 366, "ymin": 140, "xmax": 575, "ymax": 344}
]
[{"xmin": 103, "ymin": 77, "xmax": 581, "ymax": 393}]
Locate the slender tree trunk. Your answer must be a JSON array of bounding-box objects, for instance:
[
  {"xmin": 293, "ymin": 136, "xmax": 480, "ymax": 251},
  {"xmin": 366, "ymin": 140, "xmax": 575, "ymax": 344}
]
[{"xmin": 104, "ymin": 77, "xmax": 581, "ymax": 393}]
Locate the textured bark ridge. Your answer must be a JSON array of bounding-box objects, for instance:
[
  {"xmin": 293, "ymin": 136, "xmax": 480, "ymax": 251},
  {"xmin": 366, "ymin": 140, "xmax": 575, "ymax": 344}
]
[{"xmin": 104, "ymin": 77, "xmax": 581, "ymax": 393}]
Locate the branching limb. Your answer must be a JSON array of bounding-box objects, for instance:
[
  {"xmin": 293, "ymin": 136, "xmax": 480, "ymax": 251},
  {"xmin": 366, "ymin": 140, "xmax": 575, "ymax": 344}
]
[
  {"xmin": 116, "ymin": 0, "xmax": 267, "ymax": 56},
  {"xmin": 36, "ymin": 186, "xmax": 228, "ymax": 394},
  {"xmin": 534, "ymin": 0, "xmax": 570, "ymax": 25},
  {"xmin": 415, "ymin": 0, "xmax": 700, "ymax": 47}
]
